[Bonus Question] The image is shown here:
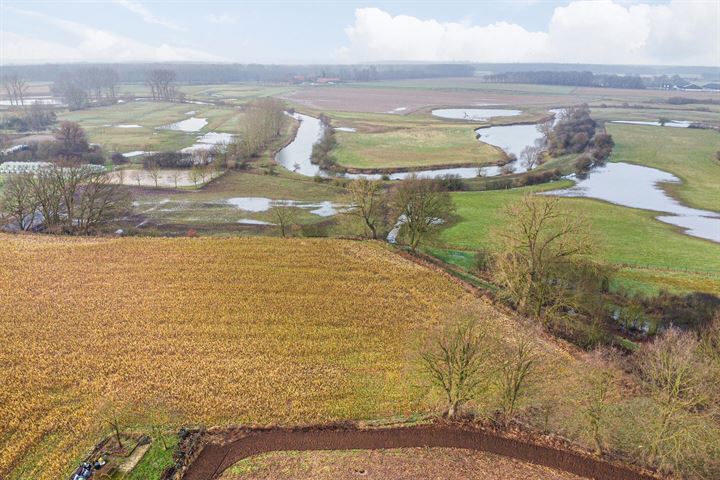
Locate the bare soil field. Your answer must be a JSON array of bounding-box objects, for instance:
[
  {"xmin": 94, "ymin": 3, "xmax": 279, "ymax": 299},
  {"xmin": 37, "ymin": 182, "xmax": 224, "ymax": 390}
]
[
  {"xmin": 221, "ymin": 448, "xmax": 584, "ymax": 480},
  {"xmin": 281, "ymin": 86, "xmax": 582, "ymax": 113},
  {"xmin": 281, "ymin": 83, "xmax": 720, "ymax": 113},
  {"xmin": 182, "ymin": 423, "xmax": 658, "ymax": 480}
]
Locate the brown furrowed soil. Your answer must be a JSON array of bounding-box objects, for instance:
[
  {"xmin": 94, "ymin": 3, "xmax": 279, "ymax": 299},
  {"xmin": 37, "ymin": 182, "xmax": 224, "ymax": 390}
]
[
  {"xmin": 281, "ymin": 83, "xmax": 719, "ymax": 113},
  {"xmin": 281, "ymin": 86, "xmax": 578, "ymax": 113},
  {"xmin": 220, "ymin": 447, "xmax": 584, "ymax": 480},
  {"xmin": 181, "ymin": 424, "xmax": 660, "ymax": 480}
]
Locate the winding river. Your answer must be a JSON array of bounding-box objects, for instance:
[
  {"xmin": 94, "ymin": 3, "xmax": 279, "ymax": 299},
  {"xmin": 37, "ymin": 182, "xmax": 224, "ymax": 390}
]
[
  {"xmin": 275, "ymin": 110, "xmax": 718, "ymax": 243},
  {"xmin": 276, "ymin": 111, "xmax": 548, "ymax": 180}
]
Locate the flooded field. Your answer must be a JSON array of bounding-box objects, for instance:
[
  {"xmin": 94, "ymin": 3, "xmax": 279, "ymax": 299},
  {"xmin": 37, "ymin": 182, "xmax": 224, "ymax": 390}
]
[
  {"xmin": 159, "ymin": 116, "xmax": 208, "ymax": 132},
  {"xmin": 551, "ymin": 162, "xmax": 720, "ymax": 243},
  {"xmin": 432, "ymin": 108, "xmax": 522, "ymax": 121}
]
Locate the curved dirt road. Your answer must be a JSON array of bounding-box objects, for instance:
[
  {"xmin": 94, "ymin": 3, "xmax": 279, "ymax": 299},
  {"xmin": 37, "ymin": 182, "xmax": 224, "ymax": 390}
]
[{"xmin": 181, "ymin": 424, "xmax": 659, "ymax": 480}]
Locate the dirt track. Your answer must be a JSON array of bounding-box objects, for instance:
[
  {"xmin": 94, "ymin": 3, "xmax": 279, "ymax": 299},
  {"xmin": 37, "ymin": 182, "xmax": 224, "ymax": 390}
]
[{"xmin": 181, "ymin": 424, "xmax": 659, "ymax": 480}]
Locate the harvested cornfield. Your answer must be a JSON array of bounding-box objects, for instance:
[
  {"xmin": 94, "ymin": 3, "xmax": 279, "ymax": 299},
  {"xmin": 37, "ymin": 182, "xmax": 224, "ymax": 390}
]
[{"xmin": 0, "ymin": 235, "xmax": 516, "ymax": 479}]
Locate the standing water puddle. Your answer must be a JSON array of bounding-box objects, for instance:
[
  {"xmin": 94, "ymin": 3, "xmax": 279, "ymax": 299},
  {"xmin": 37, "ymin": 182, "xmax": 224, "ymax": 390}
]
[
  {"xmin": 159, "ymin": 117, "xmax": 208, "ymax": 132},
  {"xmin": 432, "ymin": 108, "xmax": 522, "ymax": 121},
  {"xmin": 226, "ymin": 197, "xmax": 342, "ymax": 217},
  {"xmin": 181, "ymin": 132, "xmax": 234, "ymax": 154},
  {"xmin": 610, "ymin": 120, "xmax": 691, "ymax": 128},
  {"xmin": 550, "ymin": 162, "xmax": 720, "ymax": 242}
]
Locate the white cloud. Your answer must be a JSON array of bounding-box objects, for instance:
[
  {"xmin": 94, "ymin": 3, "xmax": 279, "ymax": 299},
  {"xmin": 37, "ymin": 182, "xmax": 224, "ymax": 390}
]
[
  {"xmin": 342, "ymin": 1, "xmax": 720, "ymax": 66},
  {"xmin": 205, "ymin": 13, "xmax": 237, "ymax": 24},
  {"xmin": 0, "ymin": 32, "xmax": 83, "ymax": 64},
  {"xmin": 0, "ymin": 7, "xmax": 223, "ymax": 64},
  {"xmin": 112, "ymin": 0, "xmax": 182, "ymax": 31}
]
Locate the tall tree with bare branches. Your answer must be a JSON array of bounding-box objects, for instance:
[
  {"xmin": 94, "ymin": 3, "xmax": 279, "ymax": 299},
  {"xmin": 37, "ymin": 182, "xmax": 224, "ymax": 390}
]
[
  {"xmin": 421, "ymin": 311, "xmax": 495, "ymax": 418},
  {"xmin": 493, "ymin": 194, "xmax": 593, "ymax": 320},
  {"xmin": 344, "ymin": 178, "xmax": 387, "ymax": 239}
]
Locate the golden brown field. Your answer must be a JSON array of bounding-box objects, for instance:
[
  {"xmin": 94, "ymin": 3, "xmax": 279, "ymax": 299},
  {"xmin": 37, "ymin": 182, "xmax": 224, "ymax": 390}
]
[
  {"xmin": 0, "ymin": 234, "xmax": 488, "ymax": 479},
  {"xmin": 0, "ymin": 234, "xmax": 597, "ymax": 480}
]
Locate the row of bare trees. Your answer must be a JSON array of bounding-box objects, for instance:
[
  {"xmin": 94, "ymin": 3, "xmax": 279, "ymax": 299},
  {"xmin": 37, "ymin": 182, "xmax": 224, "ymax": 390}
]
[
  {"xmin": 2, "ymin": 74, "xmax": 28, "ymax": 107},
  {"xmin": 229, "ymin": 98, "xmax": 287, "ymax": 160},
  {"xmin": 1, "ymin": 165, "xmax": 130, "ymax": 234},
  {"xmin": 420, "ymin": 305, "xmax": 719, "ymax": 477},
  {"xmin": 343, "ymin": 176, "xmax": 455, "ymax": 249},
  {"xmin": 52, "ymin": 67, "xmax": 120, "ymax": 110},
  {"xmin": 146, "ymin": 69, "xmax": 182, "ymax": 102}
]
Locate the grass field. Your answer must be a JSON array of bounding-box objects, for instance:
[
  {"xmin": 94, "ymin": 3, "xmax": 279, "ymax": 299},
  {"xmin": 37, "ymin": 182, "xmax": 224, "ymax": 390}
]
[
  {"xmin": 116, "ymin": 83, "xmax": 296, "ymax": 105},
  {"xmin": 221, "ymin": 448, "xmax": 583, "ymax": 480},
  {"xmin": 333, "ymin": 125, "xmax": 503, "ymax": 170},
  {"xmin": 131, "ymin": 170, "xmax": 348, "ymax": 230},
  {"xmin": 0, "ymin": 234, "xmax": 602, "ymax": 480},
  {"xmin": 438, "ymin": 183, "xmax": 720, "ymax": 295},
  {"xmin": 59, "ymin": 101, "xmax": 244, "ymax": 153},
  {"xmin": 605, "ymin": 124, "xmax": 720, "ymax": 212},
  {"xmin": 591, "ymin": 106, "xmax": 720, "ymax": 125}
]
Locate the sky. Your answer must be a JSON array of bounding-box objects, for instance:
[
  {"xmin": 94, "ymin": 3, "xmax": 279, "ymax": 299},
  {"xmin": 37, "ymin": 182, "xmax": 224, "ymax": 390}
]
[{"xmin": 0, "ymin": 0, "xmax": 718, "ymax": 66}]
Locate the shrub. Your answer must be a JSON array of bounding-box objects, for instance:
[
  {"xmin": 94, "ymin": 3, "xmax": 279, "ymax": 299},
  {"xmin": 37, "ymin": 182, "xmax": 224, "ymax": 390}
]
[
  {"xmin": 574, "ymin": 155, "xmax": 593, "ymax": 175},
  {"xmin": 436, "ymin": 174, "xmax": 465, "ymax": 192},
  {"xmin": 473, "ymin": 248, "xmax": 493, "ymax": 274},
  {"xmin": 111, "ymin": 152, "xmax": 128, "ymax": 165},
  {"xmin": 143, "ymin": 152, "xmax": 193, "ymax": 169}
]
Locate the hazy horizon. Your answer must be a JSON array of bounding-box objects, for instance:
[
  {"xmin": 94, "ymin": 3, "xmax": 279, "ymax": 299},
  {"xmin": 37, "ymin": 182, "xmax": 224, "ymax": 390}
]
[{"xmin": 1, "ymin": 0, "xmax": 718, "ymax": 67}]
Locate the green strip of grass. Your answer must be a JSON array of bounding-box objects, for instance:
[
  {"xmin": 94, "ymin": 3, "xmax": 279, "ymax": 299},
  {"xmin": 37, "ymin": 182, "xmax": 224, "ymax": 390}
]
[{"xmin": 439, "ymin": 182, "xmax": 720, "ymax": 295}]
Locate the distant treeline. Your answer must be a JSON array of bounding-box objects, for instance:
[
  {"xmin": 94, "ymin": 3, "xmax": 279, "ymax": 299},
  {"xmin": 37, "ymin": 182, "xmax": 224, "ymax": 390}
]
[
  {"xmin": 0, "ymin": 63, "xmax": 475, "ymax": 84},
  {"xmin": 486, "ymin": 70, "xmax": 646, "ymax": 89}
]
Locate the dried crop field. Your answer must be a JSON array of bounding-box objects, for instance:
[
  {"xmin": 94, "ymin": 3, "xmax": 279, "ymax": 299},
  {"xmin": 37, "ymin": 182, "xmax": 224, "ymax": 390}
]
[{"xmin": 0, "ymin": 234, "xmax": 499, "ymax": 479}]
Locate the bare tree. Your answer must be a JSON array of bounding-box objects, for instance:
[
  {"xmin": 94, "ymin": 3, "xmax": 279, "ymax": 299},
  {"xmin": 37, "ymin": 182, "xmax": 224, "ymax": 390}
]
[
  {"xmin": 146, "ymin": 161, "xmax": 161, "ymax": 188},
  {"xmin": 237, "ymin": 99, "xmax": 287, "ymax": 159},
  {"xmin": 75, "ymin": 172, "xmax": 131, "ymax": 234},
  {"xmin": 421, "ymin": 313, "xmax": 494, "ymax": 418},
  {"xmin": 344, "ymin": 178, "xmax": 387, "ymax": 239},
  {"xmin": 54, "ymin": 121, "xmax": 89, "ymax": 161},
  {"xmin": 170, "ymin": 169, "xmax": 182, "ymax": 188},
  {"xmin": 498, "ymin": 335, "xmax": 536, "ymax": 419},
  {"xmin": 114, "ymin": 168, "xmax": 126, "ymax": 185},
  {"xmin": 636, "ymin": 329, "xmax": 717, "ymax": 468},
  {"xmin": 493, "ymin": 194, "xmax": 593, "ymax": 320},
  {"xmin": 146, "ymin": 69, "xmax": 178, "ymax": 101},
  {"xmin": 520, "ymin": 142, "xmax": 544, "ymax": 171},
  {"xmin": 271, "ymin": 204, "xmax": 297, "ymax": 237},
  {"xmin": 2, "ymin": 74, "xmax": 28, "ymax": 107},
  {"xmin": 99, "ymin": 399, "xmax": 132, "ymax": 450},
  {"xmin": 132, "ymin": 169, "xmax": 143, "ymax": 186},
  {"xmin": 1, "ymin": 173, "xmax": 40, "ymax": 230},
  {"xmin": 582, "ymin": 363, "xmax": 616, "ymax": 455},
  {"xmin": 189, "ymin": 166, "xmax": 201, "ymax": 187},
  {"xmin": 389, "ymin": 176, "xmax": 455, "ymax": 252}
]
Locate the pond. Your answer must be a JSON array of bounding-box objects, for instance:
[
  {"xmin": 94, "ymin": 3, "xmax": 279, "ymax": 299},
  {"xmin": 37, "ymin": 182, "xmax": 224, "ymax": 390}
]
[
  {"xmin": 226, "ymin": 196, "xmax": 343, "ymax": 217},
  {"xmin": 610, "ymin": 120, "xmax": 691, "ymax": 128},
  {"xmin": 0, "ymin": 96, "xmax": 63, "ymax": 106},
  {"xmin": 550, "ymin": 162, "xmax": 720, "ymax": 243},
  {"xmin": 159, "ymin": 117, "xmax": 208, "ymax": 132},
  {"xmin": 181, "ymin": 132, "xmax": 234, "ymax": 154},
  {"xmin": 432, "ymin": 108, "xmax": 522, "ymax": 121}
]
